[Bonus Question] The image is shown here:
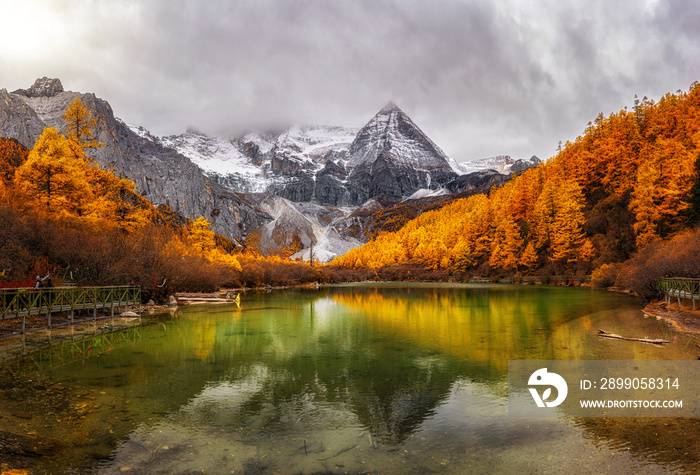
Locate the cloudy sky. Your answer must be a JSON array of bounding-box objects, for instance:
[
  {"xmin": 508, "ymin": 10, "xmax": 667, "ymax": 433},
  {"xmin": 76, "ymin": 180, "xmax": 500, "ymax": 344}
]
[{"xmin": 1, "ymin": 0, "xmax": 699, "ymax": 162}]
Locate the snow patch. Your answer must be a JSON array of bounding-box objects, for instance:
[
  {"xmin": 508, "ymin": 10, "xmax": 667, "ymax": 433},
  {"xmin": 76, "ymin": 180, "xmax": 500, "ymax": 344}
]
[
  {"xmin": 159, "ymin": 132, "xmax": 269, "ymax": 192},
  {"xmin": 404, "ymin": 188, "xmax": 450, "ymax": 201},
  {"xmin": 458, "ymin": 155, "xmax": 514, "ymax": 174}
]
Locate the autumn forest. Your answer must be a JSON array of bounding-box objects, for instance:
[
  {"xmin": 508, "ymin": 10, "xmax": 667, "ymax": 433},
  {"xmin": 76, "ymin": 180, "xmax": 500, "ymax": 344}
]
[
  {"xmin": 0, "ymin": 98, "xmax": 321, "ymax": 301},
  {"xmin": 333, "ymin": 83, "xmax": 700, "ymax": 296},
  {"xmin": 2, "ymin": 84, "xmax": 700, "ymax": 301}
]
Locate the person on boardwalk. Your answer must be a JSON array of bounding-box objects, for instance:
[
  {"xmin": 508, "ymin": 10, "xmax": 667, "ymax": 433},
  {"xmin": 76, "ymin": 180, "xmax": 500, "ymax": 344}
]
[{"xmin": 34, "ymin": 273, "xmax": 50, "ymax": 289}]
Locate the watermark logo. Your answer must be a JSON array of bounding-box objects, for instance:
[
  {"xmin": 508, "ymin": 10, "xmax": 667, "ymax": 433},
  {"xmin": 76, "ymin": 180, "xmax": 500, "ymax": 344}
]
[
  {"xmin": 510, "ymin": 361, "xmax": 698, "ymax": 417},
  {"xmin": 528, "ymin": 368, "xmax": 568, "ymax": 407}
]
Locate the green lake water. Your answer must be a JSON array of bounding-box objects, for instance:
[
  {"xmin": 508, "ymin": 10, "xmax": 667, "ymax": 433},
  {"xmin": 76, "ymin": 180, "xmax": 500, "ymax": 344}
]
[{"xmin": 4, "ymin": 283, "xmax": 700, "ymax": 473}]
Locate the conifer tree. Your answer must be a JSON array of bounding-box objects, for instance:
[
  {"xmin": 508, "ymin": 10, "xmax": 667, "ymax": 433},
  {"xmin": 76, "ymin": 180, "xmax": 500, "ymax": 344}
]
[
  {"xmin": 62, "ymin": 97, "xmax": 103, "ymax": 150},
  {"xmin": 551, "ymin": 179, "xmax": 587, "ymax": 263},
  {"xmin": 189, "ymin": 216, "xmax": 217, "ymax": 253},
  {"xmin": 578, "ymin": 239, "xmax": 596, "ymax": 262},
  {"xmin": 425, "ymin": 238, "xmax": 448, "ymax": 270},
  {"xmin": 630, "ymin": 149, "xmax": 662, "ymax": 248},
  {"xmin": 187, "ymin": 216, "xmax": 241, "ymax": 270},
  {"xmin": 520, "ymin": 241, "xmax": 538, "ymax": 273},
  {"xmin": 489, "ymin": 215, "xmax": 523, "ymax": 271},
  {"xmin": 14, "ymin": 128, "xmax": 92, "ymax": 215},
  {"xmin": 451, "ymin": 240, "xmax": 473, "ymax": 273},
  {"xmin": 105, "ymin": 175, "xmax": 153, "ymax": 232},
  {"xmin": 531, "ymin": 178, "xmax": 558, "ymax": 252},
  {"xmin": 0, "ymin": 137, "xmax": 29, "ymax": 182}
]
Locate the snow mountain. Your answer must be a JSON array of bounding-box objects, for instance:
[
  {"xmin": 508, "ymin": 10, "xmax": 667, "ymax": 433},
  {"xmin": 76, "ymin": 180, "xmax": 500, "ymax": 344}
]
[
  {"xmin": 158, "ymin": 125, "xmax": 359, "ymax": 200},
  {"xmin": 0, "ymin": 78, "xmax": 542, "ymax": 263},
  {"xmin": 460, "ymin": 155, "xmax": 542, "ymax": 174},
  {"xmin": 340, "ymin": 103, "xmax": 460, "ymax": 204},
  {"xmin": 164, "ymin": 102, "xmax": 464, "ymax": 207}
]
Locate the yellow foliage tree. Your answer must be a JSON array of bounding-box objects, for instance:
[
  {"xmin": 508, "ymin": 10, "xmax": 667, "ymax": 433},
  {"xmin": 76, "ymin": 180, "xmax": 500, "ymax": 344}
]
[
  {"xmin": 520, "ymin": 241, "xmax": 538, "ymax": 273},
  {"xmin": 451, "ymin": 239, "xmax": 473, "ymax": 273},
  {"xmin": 630, "ymin": 148, "xmax": 662, "ymax": 248},
  {"xmin": 189, "ymin": 216, "xmax": 217, "ymax": 253},
  {"xmin": 95, "ymin": 172, "xmax": 154, "ymax": 232},
  {"xmin": 551, "ymin": 180, "xmax": 587, "ymax": 264},
  {"xmin": 331, "ymin": 82, "xmax": 700, "ymax": 275},
  {"xmin": 531, "ymin": 177, "xmax": 558, "ymax": 251},
  {"xmin": 489, "ymin": 214, "xmax": 523, "ymax": 271},
  {"xmin": 14, "ymin": 128, "xmax": 93, "ymax": 216},
  {"xmin": 0, "ymin": 137, "xmax": 29, "ymax": 183},
  {"xmin": 187, "ymin": 216, "xmax": 241, "ymax": 271},
  {"xmin": 62, "ymin": 97, "xmax": 103, "ymax": 150}
]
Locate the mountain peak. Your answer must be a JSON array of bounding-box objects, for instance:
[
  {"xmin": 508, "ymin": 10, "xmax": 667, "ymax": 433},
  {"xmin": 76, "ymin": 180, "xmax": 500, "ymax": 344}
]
[
  {"xmin": 379, "ymin": 101, "xmax": 401, "ymax": 114},
  {"xmin": 348, "ymin": 102, "xmax": 451, "ymax": 169},
  {"xmin": 343, "ymin": 102, "xmax": 458, "ymax": 203},
  {"xmin": 12, "ymin": 77, "xmax": 64, "ymax": 98}
]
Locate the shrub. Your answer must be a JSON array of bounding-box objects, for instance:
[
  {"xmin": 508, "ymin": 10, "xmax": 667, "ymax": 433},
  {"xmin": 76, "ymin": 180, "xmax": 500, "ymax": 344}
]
[
  {"xmin": 591, "ymin": 263, "xmax": 619, "ymax": 289},
  {"xmin": 615, "ymin": 227, "xmax": 700, "ymax": 299}
]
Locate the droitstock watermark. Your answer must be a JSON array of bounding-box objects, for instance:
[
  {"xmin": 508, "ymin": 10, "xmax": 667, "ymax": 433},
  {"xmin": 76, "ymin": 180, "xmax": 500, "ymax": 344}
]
[{"xmin": 508, "ymin": 360, "xmax": 699, "ymax": 417}]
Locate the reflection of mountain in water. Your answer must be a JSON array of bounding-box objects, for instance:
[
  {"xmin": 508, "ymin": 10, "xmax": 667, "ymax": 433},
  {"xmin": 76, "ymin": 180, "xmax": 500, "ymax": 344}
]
[
  {"xmin": 16, "ymin": 285, "xmax": 699, "ymax": 473},
  {"xmin": 192, "ymin": 293, "xmax": 487, "ymax": 444},
  {"xmin": 35, "ymin": 285, "xmax": 634, "ymax": 448}
]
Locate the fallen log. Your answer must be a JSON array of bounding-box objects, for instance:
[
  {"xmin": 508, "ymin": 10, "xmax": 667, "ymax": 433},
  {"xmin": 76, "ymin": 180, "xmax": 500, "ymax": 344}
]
[{"xmin": 598, "ymin": 329, "xmax": 668, "ymax": 344}]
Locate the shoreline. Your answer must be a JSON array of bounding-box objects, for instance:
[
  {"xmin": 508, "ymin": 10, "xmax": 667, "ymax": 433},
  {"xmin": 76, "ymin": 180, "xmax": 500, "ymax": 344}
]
[
  {"xmin": 2, "ymin": 283, "xmax": 698, "ymax": 363},
  {"xmin": 642, "ymin": 300, "xmax": 700, "ymax": 335}
]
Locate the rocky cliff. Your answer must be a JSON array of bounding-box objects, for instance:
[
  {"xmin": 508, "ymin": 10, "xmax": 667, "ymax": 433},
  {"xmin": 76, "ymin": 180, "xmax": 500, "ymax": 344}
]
[{"xmin": 0, "ymin": 78, "xmax": 269, "ymax": 242}]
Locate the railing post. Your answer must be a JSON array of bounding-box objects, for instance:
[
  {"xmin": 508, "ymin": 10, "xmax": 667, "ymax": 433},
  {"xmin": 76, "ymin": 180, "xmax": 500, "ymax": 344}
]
[{"xmin": 47, "ymin": 288, "xmax": 53, "ymax": 329}]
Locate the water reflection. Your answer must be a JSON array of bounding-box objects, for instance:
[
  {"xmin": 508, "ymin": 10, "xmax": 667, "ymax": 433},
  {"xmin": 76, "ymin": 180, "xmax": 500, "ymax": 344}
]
[{"xmin": 7, "ymin": 284, "xmax": 699, "ymax": 473}]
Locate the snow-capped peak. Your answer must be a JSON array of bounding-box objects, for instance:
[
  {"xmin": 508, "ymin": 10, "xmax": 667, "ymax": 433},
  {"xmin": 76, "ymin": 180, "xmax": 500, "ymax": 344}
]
[{"xmin": 345, "ymin": 103, "xmax": 454, "ymax": 170}]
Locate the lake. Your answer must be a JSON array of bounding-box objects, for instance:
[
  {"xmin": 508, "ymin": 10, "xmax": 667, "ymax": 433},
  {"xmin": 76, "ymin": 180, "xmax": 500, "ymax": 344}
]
[{"xmin": 3, "ymin": 283, "xmax": 699, "ymax": 473}]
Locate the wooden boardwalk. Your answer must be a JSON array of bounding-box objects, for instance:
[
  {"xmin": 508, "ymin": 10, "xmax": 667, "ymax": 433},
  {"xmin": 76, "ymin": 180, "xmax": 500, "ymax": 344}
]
[
  {"xmin": 0, "ymin": 286, "xmax": 141, "ymax": 335},
  {"xmin": 658, "ymin": 278, "xmax": 700, "ymax": 310}
]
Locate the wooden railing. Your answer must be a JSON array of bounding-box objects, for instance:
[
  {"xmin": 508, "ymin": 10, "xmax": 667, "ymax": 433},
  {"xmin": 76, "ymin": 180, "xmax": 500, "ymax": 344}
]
[
  {"xmin": 0, "ymin": 286, "xmax": 141, "ymax": 334},
  {"xmin": 658, "ymin": 278, "xmax": 700, "ymax": 310}
]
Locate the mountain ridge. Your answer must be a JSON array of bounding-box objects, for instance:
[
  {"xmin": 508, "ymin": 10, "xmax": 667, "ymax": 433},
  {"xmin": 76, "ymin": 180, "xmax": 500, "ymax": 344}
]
[{"xmin": 0, "ymin": 78, "xmax": 541, "ymax": 261}]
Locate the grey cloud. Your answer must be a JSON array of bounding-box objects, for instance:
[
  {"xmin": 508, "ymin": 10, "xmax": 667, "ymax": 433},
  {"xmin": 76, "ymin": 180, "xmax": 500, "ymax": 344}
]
[{"xmin": 0, "ymin": 0, "xmax": 699, "ymax": 162}]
